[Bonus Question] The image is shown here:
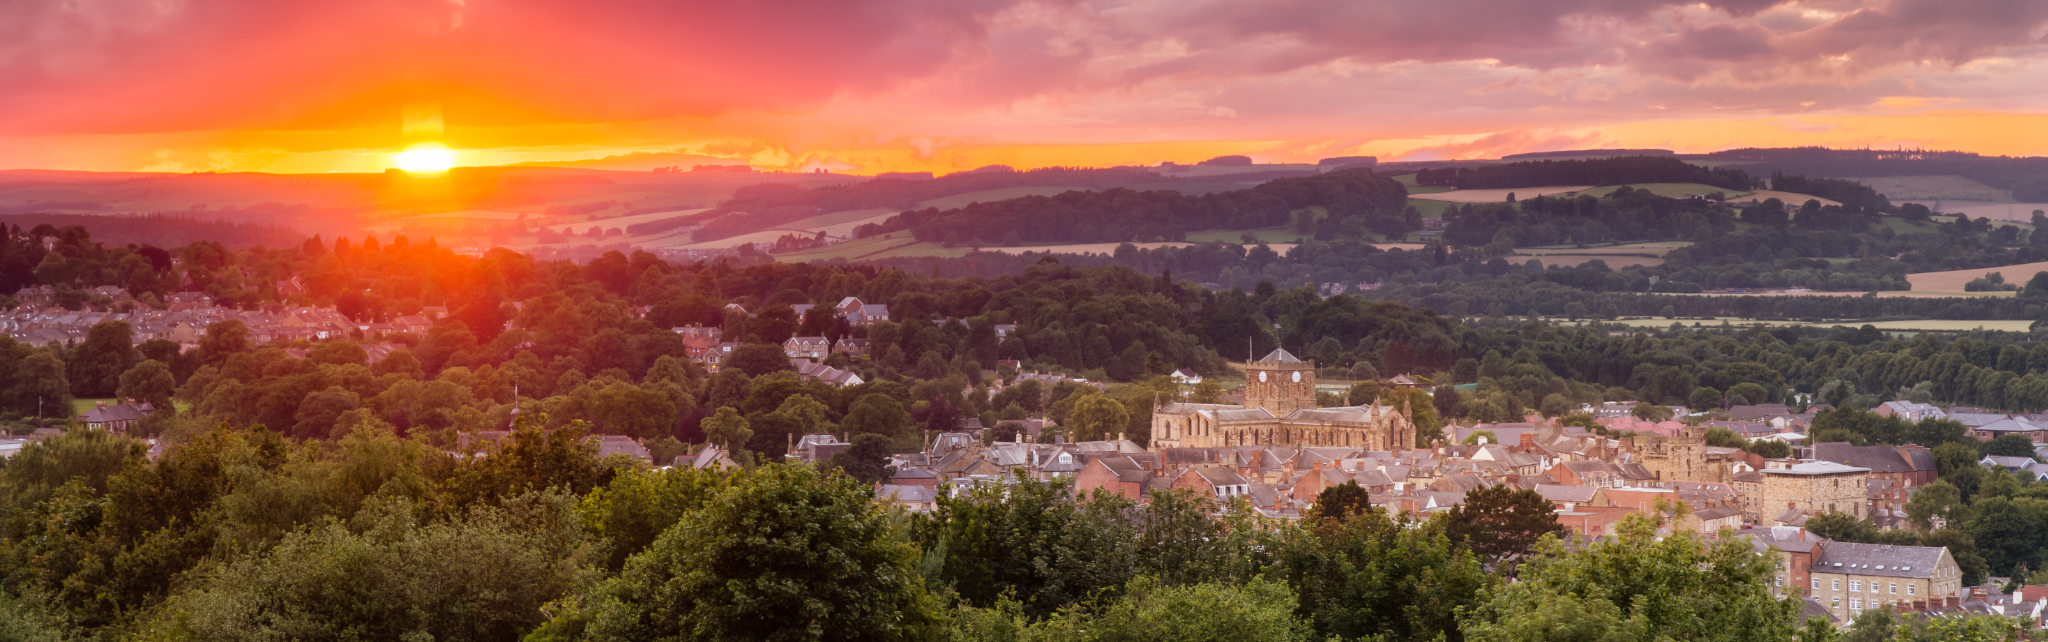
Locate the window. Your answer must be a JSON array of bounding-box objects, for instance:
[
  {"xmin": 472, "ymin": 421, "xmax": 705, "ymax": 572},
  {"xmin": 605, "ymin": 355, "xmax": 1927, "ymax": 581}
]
[
  {"xmin": 1850, "ymin": 599, "xmax": 1861, "ymax": 610},
  {"xmin": 1908, "ymin": 585, "xmax": 1915, "ymax": 596},
  {"xmin": 1850, "ymin": 581, "xmax": 1860, "ymax": 591},
  {"xmin": 1832, "ymin": 580, "xmax": 1841, "ymax": 591},
  {"xmin": 1777, "ymin": 577, "xmax": 1785, "ymax": 587},
  {"xmin": 1889, "ymin": 583, "xmax": 1897, "ymax": 595},
  {"xmin": 1812, "ymin": 579, "xmax": 1820, "ymax": 591}
]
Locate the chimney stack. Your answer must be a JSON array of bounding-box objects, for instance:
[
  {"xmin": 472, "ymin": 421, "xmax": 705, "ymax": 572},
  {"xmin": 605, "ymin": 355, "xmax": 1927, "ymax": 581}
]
[
  {"xmin": 1519, "ymin": 431, "xmax": 1536, "ymax": 451},
  {"xmin": 1946, "ymin": 595, "xmax": 1960, "ymax": 609}
]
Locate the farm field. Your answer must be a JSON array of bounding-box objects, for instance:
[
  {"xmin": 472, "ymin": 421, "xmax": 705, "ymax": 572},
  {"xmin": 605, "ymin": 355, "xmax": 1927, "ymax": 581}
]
[
  {"xmin": 1573, "ymin": 183, "xmax": 1751, "ymax": 199},
  {"xmin": 1407, "ymin": 199, "xmax": 1454, "ymax": 218},
  {"xmin": 1584, "ymin": 317, "xmax": 2037, "ymax": 332},
  {"xmin": 773, "ymin": 231, "xmax": 931, "ymax": 261},
  {"xmin": 1392, "ymin": 173, "xmax": 1455, "ymax": 195},
  {"xmin": 1900, "ymin": 202, "xmax": 2048, "ymax": 222},
  {"xmin": 536, "ymin": 207, "xmax": 708, "ymax": 233},
  {"xmin": 1905, "ymin": 261, "xmax": 2048, "ymax": 292},
  {"xmin": 1522, "ymin": 256, "xmax": 1666, "ymax": 268},
  {"xmin": 1519, "ymin": 241, "xmax": 1691, "ymax": 256},
  {"xmin": 1183, "ymin": 229, "xmax": 1308, "ymax": 244},
  {"xmin": 1409, "ymin": 186, "xmax": 1592, "ymax": 203},
  {"xmin": 973, "ymin": 241, "xmax": 1301, "ymax": 256},
  {"xmin": 1849, "ymin": 175, "xmax": 2010, "ymax": 203},
  {"xmin": 1732, "ymin": 190, "xmax": 1842, "ymax": 207}
]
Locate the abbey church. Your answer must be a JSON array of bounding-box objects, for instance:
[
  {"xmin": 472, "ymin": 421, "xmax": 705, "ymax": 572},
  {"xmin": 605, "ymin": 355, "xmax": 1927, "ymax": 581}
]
[{"xmin": 1150, "ymin": 349, "xmax": 1415, "ymax": 451}]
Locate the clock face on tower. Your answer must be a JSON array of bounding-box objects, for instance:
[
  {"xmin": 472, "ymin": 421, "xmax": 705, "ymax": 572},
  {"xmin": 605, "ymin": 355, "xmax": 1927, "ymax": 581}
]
[
  {"xmin": 1292, "ymin": 371, "xmax": 1301, "ymax": 383},
  {"xmin": 1258, "ymin": 371, "xmax": 1267, "ymax": 382}
]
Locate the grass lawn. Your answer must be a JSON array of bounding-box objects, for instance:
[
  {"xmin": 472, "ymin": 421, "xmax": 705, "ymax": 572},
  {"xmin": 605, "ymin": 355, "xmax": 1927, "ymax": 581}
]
[
  {"xmin": 72, "ymin": 398, "xmax": 111, "ymax": 416},
  {"xmin": 1408, "ymin": 199, "xmax": 1454, "ymax": 219}
]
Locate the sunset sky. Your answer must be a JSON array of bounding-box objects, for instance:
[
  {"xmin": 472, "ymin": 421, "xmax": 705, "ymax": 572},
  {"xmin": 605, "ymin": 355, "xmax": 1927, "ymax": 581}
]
[{"xmin": 5, "ymin": 0, "xmax": 2048, "ymax": 174}]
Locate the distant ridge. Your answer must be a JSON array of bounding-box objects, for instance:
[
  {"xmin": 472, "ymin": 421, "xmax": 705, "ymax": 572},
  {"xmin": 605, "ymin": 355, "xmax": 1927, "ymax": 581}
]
[{"xmin": 1503, "ymin": 149, "xmax": 1673, "ymax": 160}]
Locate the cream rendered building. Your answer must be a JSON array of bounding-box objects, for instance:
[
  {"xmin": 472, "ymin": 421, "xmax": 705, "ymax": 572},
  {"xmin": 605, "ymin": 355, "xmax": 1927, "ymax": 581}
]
[{"xmin": 1150, "ymin": 349, "xmax": 1414, "ymax": 451}]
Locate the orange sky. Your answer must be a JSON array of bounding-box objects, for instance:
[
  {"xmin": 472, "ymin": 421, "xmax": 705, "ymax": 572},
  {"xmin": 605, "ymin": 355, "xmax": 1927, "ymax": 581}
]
[{"xmin": 3, "ymin": 0, "xmax": 2046, "ymax": 174}]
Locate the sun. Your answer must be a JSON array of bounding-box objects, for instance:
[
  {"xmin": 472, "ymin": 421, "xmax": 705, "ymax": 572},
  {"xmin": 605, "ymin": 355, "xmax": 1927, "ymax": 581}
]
[{"xmin": 394, "ymin": 142, "xmax": 455, "ymax": 174}]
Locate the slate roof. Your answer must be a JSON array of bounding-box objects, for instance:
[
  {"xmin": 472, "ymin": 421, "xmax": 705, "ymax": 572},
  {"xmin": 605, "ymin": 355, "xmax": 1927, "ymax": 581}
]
[
  {"xmin": 1534, "ymin": 484, "xmax": 1598, "ymax": 503},
  {"xmin": 1214, "ymin": 408, "xmax": 1278, "ymax": 421},
  {"xmin": 1259, "ymin": 348, "xmax": 1303, "ymax": 363},
  {"xmin": 1812, "ymin": 542, "xmax": 1947, "ymax": 579},
  {"xmin": 878, "ymin": 484, "xmax": 939, "ymax": 503},
  {"xmin": 1740, "ymin": 525, "xmax": 1826, "ymax": 554}
]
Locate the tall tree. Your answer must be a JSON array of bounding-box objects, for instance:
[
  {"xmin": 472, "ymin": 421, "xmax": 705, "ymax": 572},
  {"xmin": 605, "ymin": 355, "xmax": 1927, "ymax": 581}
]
[
  {"xmin": 115, "ymin": 359, "xmax": 177, "ymax": 412},
  {"xmin": 544, "ymin": 465, "xmax": 940, "ymax": 641},
  {"xmin": 702, "ymin": 407, "xmax": 753, "ymax": 453},
  {"xmin": 11, "ymin": 349, "xmax": 71, "ymax": 419},
  {"xmin": 67, "ymin": 321, "xmax": 135, "ymax": 398},
  {"xmin": 1443, "ymin": 485, "xmax": 1569, "ymax": 569}
]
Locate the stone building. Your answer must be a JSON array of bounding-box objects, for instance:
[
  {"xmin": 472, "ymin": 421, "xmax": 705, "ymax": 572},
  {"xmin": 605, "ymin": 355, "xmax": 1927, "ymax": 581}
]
[
  {"xmin": 1633, "ymin": 426, "xmax": 1738, "ymax": 484},
  {"xmin": 1808, "ymin": 542, "xmax": 1962, "ymax": 622},
  {"xmin": 1149, "ymin": 349, "xmax": 1414, "ymax": 451},
  {"xmin": 1760, "ymin": 461, "xmax": 1871, "ymax": 518}
]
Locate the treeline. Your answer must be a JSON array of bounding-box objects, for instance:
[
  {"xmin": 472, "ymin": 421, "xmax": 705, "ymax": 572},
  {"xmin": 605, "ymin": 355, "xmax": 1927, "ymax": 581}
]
[
  {"xmin": 11, "ymin": 423, "xmax": 1976, "ymax": 641},
  {"xmin": 1768, "ymin": 172, "xmax": 1892, "ymax": 212},
  {"xmin": 1701, "ymin": 149, "xmax": 2048, "ymax": 202},
  {"xmin": 1414, "ymin": 156, "xmax": 1757, "ymax": 191},
  {"xmin": 847, "ymin": 189, "xmax": 2048, "ymax": 325},
  {"xmin": 868, "ymin": 169, "xmax": 1409, "ymax": 245},
  {"xmin": 653, "ymin": 166, "xmax": 1275, "ymax": 241},
  {"xmin": 0, "ymin": 214, "xmax": 303, "ymax": 249}
]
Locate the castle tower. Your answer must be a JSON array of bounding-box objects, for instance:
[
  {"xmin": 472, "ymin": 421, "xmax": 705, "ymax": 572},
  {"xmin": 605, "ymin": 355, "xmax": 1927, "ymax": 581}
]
[{"xmin": 1243, "ymin": 348, "xmax": 1316, "ymax": 416}]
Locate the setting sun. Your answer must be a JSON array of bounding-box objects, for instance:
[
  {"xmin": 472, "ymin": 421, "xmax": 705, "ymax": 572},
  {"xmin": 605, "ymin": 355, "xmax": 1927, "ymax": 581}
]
[{"xmin": 393, "ymin": 142, "xmax": 454, "ymax": 174}]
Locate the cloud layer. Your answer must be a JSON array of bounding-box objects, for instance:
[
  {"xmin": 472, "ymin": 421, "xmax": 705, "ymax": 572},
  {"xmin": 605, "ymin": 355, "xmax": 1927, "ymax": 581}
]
[{"xmin": 2, "ymin": 0, "xmax": 2045, "ymax": 170}]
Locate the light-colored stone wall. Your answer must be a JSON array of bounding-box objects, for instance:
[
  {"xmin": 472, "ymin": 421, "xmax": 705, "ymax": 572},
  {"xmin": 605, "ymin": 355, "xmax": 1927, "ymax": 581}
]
[
  {"xmin": 1808, "ymin": 549, "xmax": 1960, "ymax": 622},
  {"xmin": 1760, "ymin": 470, "xmax": 1869, "ymax": 517}
]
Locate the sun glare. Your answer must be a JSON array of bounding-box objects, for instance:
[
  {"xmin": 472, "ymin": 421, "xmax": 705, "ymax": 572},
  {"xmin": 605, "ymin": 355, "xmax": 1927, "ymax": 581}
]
[{"xmin": 394, "ymin": 142, "xmax": 454, "ymax": 174}]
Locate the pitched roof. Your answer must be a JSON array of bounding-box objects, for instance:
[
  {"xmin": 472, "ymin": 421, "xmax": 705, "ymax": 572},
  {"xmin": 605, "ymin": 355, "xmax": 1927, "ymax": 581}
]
[
  {"xmin": 1812, "ymin": 443, "xmax": 1937, "ymax": 473},
  {"xmin": 1259, "ymin": 348, "xmax": 1302, "ymax": 363},
  {"xmin": 1534, "ymin": 484, "xmax": 1598, "ymax": 503},
  {"xmin": 1812, "ymin": 542, "xmax": 1947, "ymax": 579}
]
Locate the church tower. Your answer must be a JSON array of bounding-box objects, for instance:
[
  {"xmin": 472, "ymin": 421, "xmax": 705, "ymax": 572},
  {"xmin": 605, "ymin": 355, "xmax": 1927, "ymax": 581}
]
[{"xmin": 1243, "ymin": 348, "xmax": 1316, "ymax": 416}]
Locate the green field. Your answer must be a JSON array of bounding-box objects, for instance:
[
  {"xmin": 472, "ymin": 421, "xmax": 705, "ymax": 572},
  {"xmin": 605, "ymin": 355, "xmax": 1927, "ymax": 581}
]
[
  {"xmin": 1179, "ymin": 206, "xmax": 1358, "ymax": 244},
  {"xmin": 1572, "ymin": 183, "xmax": 1753, "ymax": 199},
  {"xmin": 1407, "ymin": 199, "xmax": 1455, "ymax": 219},
  {"xmin": 1183, "ymin": 229, "xmax": 1310, "ymax": 244},
  {"xmin": 774, "ymin": 231, "xmax": 925, "ymax": 261},
  {"xmin": 72, "ymin": 398, "xmax": 110, "ymax": 417},
  {"xmin": 1392, "ymin": 173, "xmax": 1455, "ymax": 195}
]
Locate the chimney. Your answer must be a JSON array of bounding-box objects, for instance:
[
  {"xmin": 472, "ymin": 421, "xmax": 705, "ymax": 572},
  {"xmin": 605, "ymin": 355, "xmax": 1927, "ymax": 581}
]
[
  {"xmin": 1519, "ymin": 431, "xmax": 1535, "ymax": 451},
  {"xmin": 1913, "ymin": 599, "xmax": 1927, "ymax": 612},
  {"xmin": 1946, "ymin": 595, "xmax": 1959, "ymax": 609}
]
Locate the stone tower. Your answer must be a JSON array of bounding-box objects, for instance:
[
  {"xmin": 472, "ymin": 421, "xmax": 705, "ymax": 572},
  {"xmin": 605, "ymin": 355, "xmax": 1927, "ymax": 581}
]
[
  {"xmin": 1642, "ymin": 426, "xmax": 1719, "ymax": 483},
  {"xmin": 1243, "ymin": 348, "xmax": 1316, "ymax": 415}
]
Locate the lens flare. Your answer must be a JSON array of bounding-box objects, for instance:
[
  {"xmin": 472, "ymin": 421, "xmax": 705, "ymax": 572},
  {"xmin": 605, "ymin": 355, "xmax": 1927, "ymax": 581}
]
[{"xmin": 394, "ymin": 142, "xmax": 454, "ymax": 174}]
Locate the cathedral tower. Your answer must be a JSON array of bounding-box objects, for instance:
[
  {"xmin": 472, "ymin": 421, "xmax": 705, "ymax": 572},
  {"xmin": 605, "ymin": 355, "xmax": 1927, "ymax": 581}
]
[{"xmin": 1243, "ymin": 348, "xmax": 1316, "ymax": 416}]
